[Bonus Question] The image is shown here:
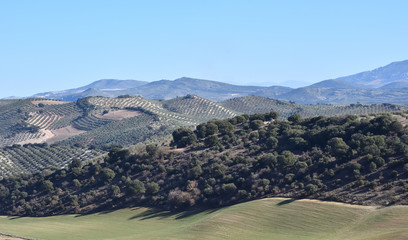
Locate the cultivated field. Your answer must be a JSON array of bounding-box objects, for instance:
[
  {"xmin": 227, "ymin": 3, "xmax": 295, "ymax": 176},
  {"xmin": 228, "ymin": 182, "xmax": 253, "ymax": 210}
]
[{"xmin": 0, "ymin": 198, "xmax": 407, "ymax": 240}]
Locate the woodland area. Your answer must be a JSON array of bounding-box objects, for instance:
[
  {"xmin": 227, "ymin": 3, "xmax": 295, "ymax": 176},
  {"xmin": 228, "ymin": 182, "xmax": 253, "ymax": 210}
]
[{"xmin": 0, "ymin": 111, "xmax": 407, "ymax": 216}]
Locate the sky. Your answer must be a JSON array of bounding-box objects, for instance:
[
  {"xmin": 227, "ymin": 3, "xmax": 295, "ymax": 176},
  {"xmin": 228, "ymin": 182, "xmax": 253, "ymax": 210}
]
[{"xmin": 0, "ymin": 0, "xmax": 407, "ymax": 98}]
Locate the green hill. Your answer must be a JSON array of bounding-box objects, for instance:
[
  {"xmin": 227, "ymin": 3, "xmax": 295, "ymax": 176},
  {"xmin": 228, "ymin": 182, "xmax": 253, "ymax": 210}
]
[{"xmin": 0, "ymin": 198, "xmax": 407, "ymax": 240}]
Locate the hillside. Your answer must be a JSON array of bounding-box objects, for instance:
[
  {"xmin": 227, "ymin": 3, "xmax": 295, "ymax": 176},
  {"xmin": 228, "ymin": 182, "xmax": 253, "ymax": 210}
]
[
  {"xmin": 0, "ymin": 198, "xmax": 407, "ymax": 240},
  {"xmin": 337, "ymin": 60, "xmax": 408, "ymax": 87},
  {"xmin": 24, "ymin": 60, "xmax": 408, "ymax": 104},
  {"xmin": 32, "ymin": 79, "xmax": 148, "ymax": 101},
  {"xmin": 3, "ymin": 96, "xmax": 404, "ymax": 149},
  {"xmin": 278, "ymin": 87, "xmax": 408, "ymax": 104},
  {"xmin": 220, "ymin": 96, "xmax": 405, "ymax": 118},
  {"xmin": 0, "ymin": 96, "xmax": 406, "ymax": 179},
  {"xmin": 32, "ymin": 77, "xmax": 280, "ymax": 102},
  {"xmin": 1, "ymin": 111, "xmax": 408, "ymax": 216},
  {"xmin": 310, "ymin": 79, "xmax": 367, "ymax": 89}
]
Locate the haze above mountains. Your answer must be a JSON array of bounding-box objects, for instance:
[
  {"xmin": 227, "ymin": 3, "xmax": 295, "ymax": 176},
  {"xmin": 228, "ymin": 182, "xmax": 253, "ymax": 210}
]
[{"xmin": 29, "ymin": 60, "xmax": 408, "ymax": 104}]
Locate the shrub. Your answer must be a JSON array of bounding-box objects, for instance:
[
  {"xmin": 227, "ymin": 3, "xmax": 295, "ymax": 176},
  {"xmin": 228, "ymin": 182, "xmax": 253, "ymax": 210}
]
[
  {"xmin": 111, "ymin": 185, "xmax": 121, "ymax": 197},
  {"xmin": 258, "ymin": 153, "xmax": 277, "ymax": 168},
  {"xmin": 369, "ymin": 162, "xmax": 377, "ymax": 172},
  {"xmin": 188, "ymin": 165, "xmax": 203, "ymax": 179},
  {"xmin": 69, "ymin": 158, "xmax": 82, "ymax": 170},
  {"xmin": 42, "ymin": 180, "xmax": 54, "ymax": 193},
  {"xmin": 172, "ymin": 128, "xmax": 197, "ymax": 148},
  {"xmin": 277, "ymin": 150, "xmax": 297, "ymax": 169},
  {"xmin": 288, "ymin": 114, "xmax": 301, "ymax": 123},
  {"xmin": 305, "ymin": 184, "xmax": 318, "ymax": 194},
  {"xmin": 101, "ymin": 168, "xmax": 116, "ymax": 184},
  {"xmin": 373, "ymin": 156, "xmax": 385, "ymax": 167},
  {"xmin": 205, "ymin": 123, "xmax": 218, "ymax": 136},
  {"xmin": 167, "ymin": 190, "xmax": 194, "ymax": 208},
  {"xmin": 222, "ymin": 183, "xmax": 237, "ymax": 194},
  {"xmin": 327, "ymin": 137, "xmax": 350, "ymax": 159},
  {"xmin": 265, "ymin": 137, "xmax": 278, "ymax": 149},
  {"xmin": 72, "ymin": 179, "xmax": 81, "ymax": 189},
  {"xmin": 126, "ymin": 179, "xmax": 145, "ymax": 195},
  {"xmin": 145, "ymin": 182, "xmax": 160, "ymax": 194},
  {"xmin": 250, "ymin": 120, "xmax": 263, "ymax": 130},
  {"xmin": 205, "ymin": 135, "xmax": 219, "ymax": 148}
]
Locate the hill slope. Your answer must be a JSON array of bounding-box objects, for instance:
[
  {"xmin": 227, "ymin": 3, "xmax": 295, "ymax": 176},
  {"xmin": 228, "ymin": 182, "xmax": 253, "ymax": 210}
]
[
  {"xmin": 1, "ymin": 111, "xmax": 408, "ymax": 216},
  {"xmin": 337, "ymin": 60, "xmax": 408, "ymax": 87},
  {"xmin": 32, "ymin": 79, "xmax": 148, "ymax": 101},
  {"xmin": 1, "ymin": 96, "xmax": 405, "ymax": 148},
  {"xmin": 25, "ymin": 60, "xmax": 408, "ymax": 104},
  {"xmin": 0, "ymin": 96, "xmax": 406, "ymax": 178},
  {"xmin": 0, "ymin": 198, "xmax": 407, "ymax": 240}
]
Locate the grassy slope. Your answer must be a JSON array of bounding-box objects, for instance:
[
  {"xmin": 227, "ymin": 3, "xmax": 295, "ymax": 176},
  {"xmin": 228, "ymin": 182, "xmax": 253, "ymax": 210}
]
[{"xmin": 0, "ymin": 198, "xmax": 407, "ymax": 240}]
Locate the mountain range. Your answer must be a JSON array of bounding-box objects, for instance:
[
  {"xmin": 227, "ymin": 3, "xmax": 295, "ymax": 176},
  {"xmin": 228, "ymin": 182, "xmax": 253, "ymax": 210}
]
[{"xmin": 30, "ymin": 60, "xmax": 408, "ymax": 104}]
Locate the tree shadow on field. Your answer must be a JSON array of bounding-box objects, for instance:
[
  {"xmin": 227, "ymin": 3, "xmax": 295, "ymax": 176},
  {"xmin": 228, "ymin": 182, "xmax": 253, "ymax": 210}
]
[
  {"xmin": 277, "ymin": 198, "xmax": 297, "ymax": 206},
  {"xmin": 128, "ymin": 207, "xmax": 221, "ymax": 221}
]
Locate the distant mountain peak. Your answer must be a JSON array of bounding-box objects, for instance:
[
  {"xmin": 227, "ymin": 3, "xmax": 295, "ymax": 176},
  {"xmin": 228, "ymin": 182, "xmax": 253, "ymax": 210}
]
[
  {"xmin": 310, "ymin": 79, "xmax": 367, "ymax": 89},
  {"xmin": 337, "ymin": 59, "xmax": 408, "ymax": 87},
  {"xmin": 27, "ymin": 60, "xmax": 408, "ymax": 104}
]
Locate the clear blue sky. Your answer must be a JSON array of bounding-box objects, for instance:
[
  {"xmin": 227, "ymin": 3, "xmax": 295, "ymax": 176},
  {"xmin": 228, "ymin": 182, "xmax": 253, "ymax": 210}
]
[{"xmin": 1, "ymin": 0, "xmax": 407, "ymax": 98}]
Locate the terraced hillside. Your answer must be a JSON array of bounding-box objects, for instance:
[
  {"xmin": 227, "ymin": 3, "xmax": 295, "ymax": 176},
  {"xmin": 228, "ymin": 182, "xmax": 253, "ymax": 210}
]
[
  {"xmin": 0, "ymin": 198, "xmax": 407, "ymax": 240},
  {"xmin": 162, "ymin": 95, "xmax": 238, "ymax": 121},
  {"xmin": 0, "ymin": 99, "xmax": 83, "ymax": 147},
  {"xmin": 221, "ymin": 96, "xmax": 407, "ymax": 118},
  {"xmin": 56, "ymin": 95, "xmax": 238, "ymax": 147},
  {"xmin": 0, "ymin": 144, "xmax": 103, "ymax": 177},
  {"xmin": 0, "ymin": 95, "xmax": 407, "ymax": 179},
  {"xmin": 0, "ymin": 96, "xmax": 241, "ymax": 177},
  {"xmin": 0, "ymin": 96, "xmax": 405, "ymax": 148}
]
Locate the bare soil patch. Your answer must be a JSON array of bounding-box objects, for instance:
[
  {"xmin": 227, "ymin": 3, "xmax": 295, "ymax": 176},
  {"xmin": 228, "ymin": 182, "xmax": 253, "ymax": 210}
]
[
  {"xmin": 17, "ymin": 126, "xmax": 86, "ymax": 145},
  {"xmin": 47, "ymin": 125, "xmax": 86, "ymax": 144},
  {"xmin": 95, "ymin": 110, "xmax": 142, "ymax": 120},
  {"xmin": 17, "ymin": 129, "xmax": 53, "ymax": 145},
  {"xmin": 31, "ymin": 100, "xmax": 68, "ymax": 106}
]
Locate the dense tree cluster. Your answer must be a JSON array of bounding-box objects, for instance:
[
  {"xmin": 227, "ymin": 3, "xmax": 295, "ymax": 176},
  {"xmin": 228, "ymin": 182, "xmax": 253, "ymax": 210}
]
[{"xmin": 0, "ymin": 112, "xmax": 407, "ymax": 216}]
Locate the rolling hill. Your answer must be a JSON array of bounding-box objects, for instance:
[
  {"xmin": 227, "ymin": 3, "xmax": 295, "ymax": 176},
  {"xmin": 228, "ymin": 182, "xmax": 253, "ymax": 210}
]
[
  {"xmin": 337, "ymin": 59, "xmax": 408, "ymax": 87},
  {"xmin": 25, "ymin": 60, "xmax": 408, "ymax": 104},
  {"xmin": 0, "ymin": 198, "xmax": 407, "ymax": 240},
  {"xmin": 0, "ymin": 95, "xmax": 406, "ymax": 178},
  {"xmin": 1, "ymin": 110, "xmax": 408, "ymax": 217},
  {"xmin": 0, "ymin": 100, "xmax": 407, "ymax": 239},
  {"xmin": 1, "ymin": 96, "xmax": 405, "ymax": 148},
  {"xmin": 32, "ymin": 79, "xmax": 148, "ymax": 101}
]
